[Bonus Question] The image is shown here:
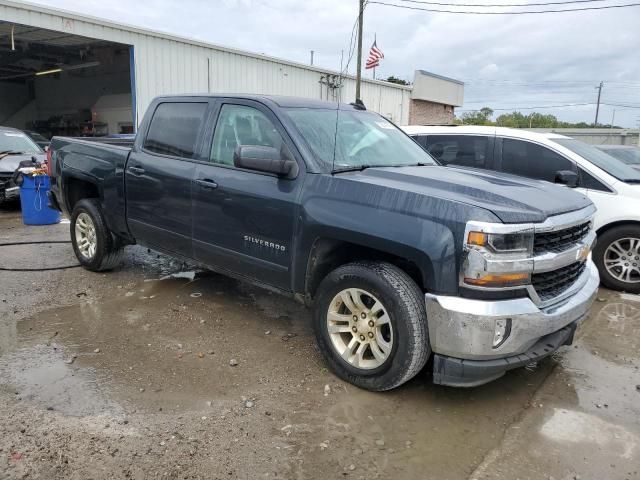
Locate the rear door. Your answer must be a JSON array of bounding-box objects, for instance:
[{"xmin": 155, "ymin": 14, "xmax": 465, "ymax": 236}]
[
  {"xmin": 191, "ymin": 99, "xmax": 305, "ymax": 290},
  {"xmin": 423, "ymin": 134, "xmax": 495, "ymax": 169},
  {"xmin": 125, "ymin": 100, "xmax": 210, "ymax": 257}
]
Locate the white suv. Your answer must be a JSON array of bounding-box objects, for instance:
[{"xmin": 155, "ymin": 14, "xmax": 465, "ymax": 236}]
[{"xmin": 403, "ymin": 125, "xmax": 640, "ymax": 293}]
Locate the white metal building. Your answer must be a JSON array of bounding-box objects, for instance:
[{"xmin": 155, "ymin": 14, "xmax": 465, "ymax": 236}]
[{"xmin": 0, "ymin": 0, "xmax": 414, "ymax": 137}]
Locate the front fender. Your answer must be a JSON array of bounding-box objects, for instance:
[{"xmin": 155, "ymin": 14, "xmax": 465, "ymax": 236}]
[{"xmin": 293, "ymin": 174, "xmax": 499, "ymax": 295}]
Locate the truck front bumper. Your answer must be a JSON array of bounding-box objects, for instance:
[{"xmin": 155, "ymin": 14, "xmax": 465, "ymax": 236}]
[{"xmin": 425, "ymin": 260, "xmax": 599, "ymax": 387}]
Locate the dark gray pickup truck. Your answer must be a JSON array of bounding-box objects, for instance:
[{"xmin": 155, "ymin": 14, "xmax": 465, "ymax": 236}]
[{"xmin": 48, "ymin": 95, "xmax": 599, "ymax": 390}]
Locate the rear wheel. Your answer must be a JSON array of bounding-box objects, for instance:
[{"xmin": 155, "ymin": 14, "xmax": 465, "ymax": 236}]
[
  {"xmin": 313, "ymin": 261, "xmax": 430, "ymax": 391},
  {"xmin": 70, "ymin": 199, "xmax": 124, "ymax": 271},
  {"xmin": 594, "ymin": 225, "xmax": 640, "ymax": 293}
]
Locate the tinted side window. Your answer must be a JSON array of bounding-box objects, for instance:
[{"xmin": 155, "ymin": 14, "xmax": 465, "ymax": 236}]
[
  {"xmin": 411, "ymin": 134, "xmax": 428, "ymax": 148},
  {"xmin": 425, "ymin": 135, "xmax": 490, "ymax": 168},
  {"xmin": 579, "ymin": 167, "xmax": 612, "ymax": 192},
  {"xmin": 210, "ymin": 104, "xmax": 284, "ymax": 166},
  {"xmin": 501, "ymin": 139, "xmax": 573, "ymax": 182},
  {"xmin": 144, "ymin": 102, "xmax": 208, "ymax": 158}
]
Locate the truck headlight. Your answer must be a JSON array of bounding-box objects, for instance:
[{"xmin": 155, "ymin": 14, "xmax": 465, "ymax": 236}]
[
  {"xmin": 467, "ymin": 231, "xmax": 534, "ymax": 254},
  {"xmin": 463, "ymin": 228, "xmax": 534, "ymax": 288}
]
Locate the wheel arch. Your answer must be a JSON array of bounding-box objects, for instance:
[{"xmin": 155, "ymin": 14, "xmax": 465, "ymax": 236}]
[
  {"xmin": 64, "ymin": 174, "xmax": 101, "ymax": 213},
  {"xmin": 596, "ymin": 219, "xmax": 640, "ymax": 237},
  {"xmin": 301, "ymin": 237, "xmax": 434, "ymax": 303}
]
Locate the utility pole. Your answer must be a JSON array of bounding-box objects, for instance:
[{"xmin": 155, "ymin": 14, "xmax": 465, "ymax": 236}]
[
  {"xmin": 310, "ymin": 50, "xmax": 314, "ymax": 66},
  {"xmin": 355, "ymin": 0, "xmax": 364, "ymax": 101},
  {"xmin": 594, "ymin": 81, "xmax": 603, "ymax": 126}
]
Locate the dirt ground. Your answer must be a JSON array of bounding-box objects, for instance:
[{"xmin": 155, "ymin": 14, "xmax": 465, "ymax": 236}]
[{"xmin": 1, "ymin": 201, "xmax": 639, "ymax": 480}]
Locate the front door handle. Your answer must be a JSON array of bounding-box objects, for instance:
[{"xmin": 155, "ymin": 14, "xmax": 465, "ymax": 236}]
[
  {"xmin": 128, "ymin": 166, "xmax": 145, "ymax": 175},
  {"xmin": 194, "ymin": 178, "xmax": 218, "ymax": 189}
]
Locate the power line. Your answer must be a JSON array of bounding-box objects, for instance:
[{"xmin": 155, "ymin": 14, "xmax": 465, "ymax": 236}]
[
  {"xmin": 392, "ymin": 0, "xmax": 610, "ymax": 7},
  {"xmin": 458, "ymin": 102, "xmax": 640, "ymax": 112},
  {"xmin": 340, "ymin": 1, "xmax": 367, "ymax": 76},
  {"xmin": 458, "ymin": 103, "xmax": 596, "ymax": 111},
  {"xmin": 368, "ymin": 1, "xmax": 640, "ymax": 14}
]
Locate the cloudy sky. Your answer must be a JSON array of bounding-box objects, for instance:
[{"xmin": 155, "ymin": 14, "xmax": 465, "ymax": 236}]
[{"xmin": 29, "ymin": 0, "xmax": 640, "ymax": 127}]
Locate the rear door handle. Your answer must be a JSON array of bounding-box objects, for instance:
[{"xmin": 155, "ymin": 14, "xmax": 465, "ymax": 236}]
[
  {"xmin": 128, "ymin": 166, "xmax": 145, "ymax": 175},
  {"xmin": 194, "ymin": 178, "xmax": 218, "ymax": 189}
]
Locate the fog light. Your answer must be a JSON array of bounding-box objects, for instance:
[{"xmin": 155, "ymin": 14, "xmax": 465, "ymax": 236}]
[{"xmin": 492, "ymin": 318, "xmax": 512, "ymax": 349}]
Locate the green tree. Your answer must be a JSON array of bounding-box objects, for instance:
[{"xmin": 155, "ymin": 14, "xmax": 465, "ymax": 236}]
[
  {"xmin": 385, "ymin": 76, "xmax": 411, "ymax": 86},
  {"xmin": 461, "ymin": 107, "xmax": 494, "ymax": 125}
]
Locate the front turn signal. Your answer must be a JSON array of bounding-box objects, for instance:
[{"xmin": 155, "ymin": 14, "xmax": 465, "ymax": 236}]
[{"xmin": 464, "ymin": 272, "xmax": 530, "ymax": 288}]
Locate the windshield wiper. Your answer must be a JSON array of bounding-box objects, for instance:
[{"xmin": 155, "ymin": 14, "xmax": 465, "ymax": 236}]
[
  {"xmin": 0, "ymin": 151, "xmax": 25, "ymax": 159},
  {"xmin": 332, "ymin": 165, "xmax": 373, "ymax": 174}
]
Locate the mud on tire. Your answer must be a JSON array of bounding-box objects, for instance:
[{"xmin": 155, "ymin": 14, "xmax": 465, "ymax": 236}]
[
  {"xmin": 70, "ymin": 198, "xmax": 124, "ymax": 272},
  {"xmin": 313, "ymin": 261, "xmax": 430, "ymax": 391}
]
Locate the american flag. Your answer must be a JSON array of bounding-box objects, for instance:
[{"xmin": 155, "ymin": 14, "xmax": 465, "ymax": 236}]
[{"xmin": 365, "ymin": 40, "xmax": 384, "ymax": 70}]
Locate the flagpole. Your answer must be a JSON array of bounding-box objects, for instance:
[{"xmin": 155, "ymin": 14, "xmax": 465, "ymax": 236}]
[{"xmin": 373, "ymin": 33, "xmax": 376, "ymax": 80}]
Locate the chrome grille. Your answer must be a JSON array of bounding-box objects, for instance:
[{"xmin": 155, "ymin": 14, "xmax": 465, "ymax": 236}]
[
  {"xmin": 534, "ymin": 222, "xmax": 590, "ymax": 255},
  {"xmin": 532, "ymin": 261, "xmax": 586, "ymax": 302}
]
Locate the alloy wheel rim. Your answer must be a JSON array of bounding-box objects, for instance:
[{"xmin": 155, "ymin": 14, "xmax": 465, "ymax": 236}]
[
  {"xmin": 604, "ymin": 237, "xmax": 640, "ymax": 284},
  {"xmin": 75, "ymin": 212, "xmax": 97, "ymax": 260},
  {"xmin": 326, "ymin": 288, "xmax": 394, "ymax": 370}
]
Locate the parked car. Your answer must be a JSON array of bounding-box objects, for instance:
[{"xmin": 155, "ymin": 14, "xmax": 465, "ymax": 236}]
[
  {"xmin": 595, "ymin": 145, "xmax": 640, "ymax": 171},
  {"xmin": 23, "ymin": 130, "xmax": 51, "ymax": 151},
  {"xmin": 404, "ymin": 125, "xmax": 640, "ymax": 293},
  {"xmin": 0, "ymin": 126, "xmax": 45, "ymax": 202},
  {"xmin": 48, "ymin": 95, "xmax": 598, "ymax": 390}
]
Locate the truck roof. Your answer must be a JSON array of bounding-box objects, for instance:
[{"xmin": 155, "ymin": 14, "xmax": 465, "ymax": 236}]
[{"xmin": 152, "ymin": 94, "xmax": 365, "ymax": 111}]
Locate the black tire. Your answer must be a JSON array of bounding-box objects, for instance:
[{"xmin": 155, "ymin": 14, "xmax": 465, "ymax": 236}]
[
  {"xmin": 593, "ymin": 225, "xmax": 640, "ymax": 293},
  {"xmin": 313, "ymin": 261, "xmax": 430, "ymax": 391},
  {"xmin": 70, "ymin": 199, "xmax": 124, "ymax": 272}
]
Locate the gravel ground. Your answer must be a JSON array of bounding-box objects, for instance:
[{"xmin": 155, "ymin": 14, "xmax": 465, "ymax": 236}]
[{"xmin": 1, "ymin": 201, "xmax": 639, "ymax": 480}]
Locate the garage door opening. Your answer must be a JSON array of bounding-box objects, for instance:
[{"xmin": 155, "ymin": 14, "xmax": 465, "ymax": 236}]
[{"xmin": 0, "ymin": 22, "xmax": 135, "ymax": 140}]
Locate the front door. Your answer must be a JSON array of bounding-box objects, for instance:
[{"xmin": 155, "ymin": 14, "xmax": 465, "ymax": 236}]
[
  {"xmin": 126, "ymin": 100, "xmax": 209, "ymax": 257},
  {"xmin": 192, "ymin": 100, "xmax": 304, "ymax": 290}
]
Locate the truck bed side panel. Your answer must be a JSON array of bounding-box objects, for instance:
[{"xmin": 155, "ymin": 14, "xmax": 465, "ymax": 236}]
[{"xmin": 52, "ymin": 138, "xmax": 131, "ymax": 238}]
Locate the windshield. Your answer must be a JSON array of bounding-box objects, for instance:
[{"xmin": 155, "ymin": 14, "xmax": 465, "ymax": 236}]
[
  {"xmin": 284, "ymin": 108, "xmax": 436, "ymax": 171},
  {"xmin": 600, "ymin": 147, "xmax": 640, "ymax": 166},
  {"xmin": 28, "ymin": 132, "xmax": 48, "ymax": 143},
  {"xmin": 0, "ymin": 130, "xmax": 42, "ymax": 154},
  {"xmin": 553, "ymin": 138, "xmax": 640, "ymax": 183}
]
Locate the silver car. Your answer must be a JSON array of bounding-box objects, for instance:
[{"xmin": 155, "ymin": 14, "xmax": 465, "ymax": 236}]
[
  {"xmin": 0, "ymin": 126, "xmax": 45, "ymax": 202},
  {"xmin": 596, "ymin": 145, "xmax": 640, "ymax": 172}
]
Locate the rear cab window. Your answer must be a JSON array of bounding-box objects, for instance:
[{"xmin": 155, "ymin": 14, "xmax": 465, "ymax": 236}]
[
  {"xmin": 424, "ymin": 135, "xmax": 492, "ymax": 169},
  {"xmin": 143, "ymin": 102, "xmax": 208, "ymax": 159}
]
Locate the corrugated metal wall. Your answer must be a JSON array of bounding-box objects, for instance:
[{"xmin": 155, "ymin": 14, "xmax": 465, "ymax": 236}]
[{"xmin": 1, "ymin": 1, "xmax": 411, "ymax": 125}]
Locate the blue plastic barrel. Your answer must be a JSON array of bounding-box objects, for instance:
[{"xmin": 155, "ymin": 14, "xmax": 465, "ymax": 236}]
[{"xmin": 19, "ymin": 175, "xmax": 61, "ymax": 225}]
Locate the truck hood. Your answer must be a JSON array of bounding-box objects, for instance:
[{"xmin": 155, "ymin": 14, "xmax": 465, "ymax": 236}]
[
  {"xmin": 345, "ymin": 165, "xmax": 592, "ymax": 223},
  {"xmin": 0, "ymin": 153, "xmax": 45, "ymax": 174}
]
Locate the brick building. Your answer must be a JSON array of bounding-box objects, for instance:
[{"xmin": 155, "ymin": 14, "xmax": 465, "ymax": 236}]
[{"xmin": 408, "ymin": 70, "xmax": 464, "ymax": 125}]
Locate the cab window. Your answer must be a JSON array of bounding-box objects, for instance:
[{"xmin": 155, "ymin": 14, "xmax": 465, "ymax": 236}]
[
  {"xmin": 143, "ymin": 102, "xmax": 208, "ymax": 158},
  {"xmin": 210, "ymin": 104, "xmax": 284, "ymax": 166}
]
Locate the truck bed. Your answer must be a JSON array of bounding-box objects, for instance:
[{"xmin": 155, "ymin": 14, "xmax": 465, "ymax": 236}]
[{"xmin": 49, "ymin": 136, "xmax": 132, "ymax": 238}]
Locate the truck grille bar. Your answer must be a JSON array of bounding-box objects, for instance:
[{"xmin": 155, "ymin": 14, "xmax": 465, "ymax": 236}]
[{"xmin": 532, "ymin": 261, "xmax": 587, "ymax": 303}]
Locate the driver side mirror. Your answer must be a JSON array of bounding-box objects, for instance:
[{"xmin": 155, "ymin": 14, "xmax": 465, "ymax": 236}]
[
  {"xmin": 554, "ymin": 170, "xmax": 578, "ymax": 188},
  {"xmin": 233, "ymin": 145, "xmax": 298, "ymax": 178}
]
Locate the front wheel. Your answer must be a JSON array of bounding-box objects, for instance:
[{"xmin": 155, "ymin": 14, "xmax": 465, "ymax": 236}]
[
  {"xmin": 70, "ymin": 199, "xmax": 124, "ymax": 272},
  {"xmin": 313, "ymin": 261, "xmax": 430, "ymax": 391},
  {"xmin": 593, "ymin": 225, "xmax": 640, "ymax": 293}
]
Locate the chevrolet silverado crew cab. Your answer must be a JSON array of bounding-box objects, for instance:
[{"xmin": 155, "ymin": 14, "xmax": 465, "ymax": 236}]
[
  {"xmin": 404, "ymin": 125, "xmax": 640, "ymax": 293},
  {"xmin": 48, "ymin": 95, "xmax": 599, "ymax": 390}
]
